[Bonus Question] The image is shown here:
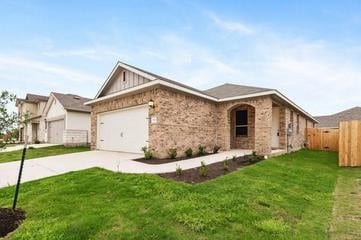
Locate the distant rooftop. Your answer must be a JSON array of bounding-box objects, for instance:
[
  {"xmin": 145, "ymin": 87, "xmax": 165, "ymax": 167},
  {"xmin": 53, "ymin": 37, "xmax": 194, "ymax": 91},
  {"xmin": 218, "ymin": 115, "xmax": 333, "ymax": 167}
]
[
  {"xmin": 203, "ymin": 83, "xmax": 273, "ymax": 99},
  {"xmin": 52, "ymin": 92, "xmax": 91, "ymax": 113},
  {"xmin": 315, "ymin": 107, "xmax": 361, "ymax": 128}
]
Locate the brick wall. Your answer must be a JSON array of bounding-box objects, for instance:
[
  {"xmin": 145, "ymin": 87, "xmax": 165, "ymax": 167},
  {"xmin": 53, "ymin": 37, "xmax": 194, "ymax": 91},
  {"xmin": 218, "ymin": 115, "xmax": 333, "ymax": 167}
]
[
  {"xmin": 90, "ymin": 86, "xmax": 312, "ymax": 158},
  {"xmin": 217, "ymin": 96, "xmax": 273, "ymax": 155}
]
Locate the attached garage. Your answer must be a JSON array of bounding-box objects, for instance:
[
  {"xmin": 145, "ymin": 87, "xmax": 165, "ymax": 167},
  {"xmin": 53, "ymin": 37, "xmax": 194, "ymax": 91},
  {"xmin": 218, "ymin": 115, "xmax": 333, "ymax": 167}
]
[
  {"xmin": 48, "ymin": 119, "xmax": 65, "ymax": 144},
  {"xmin": 97, "ymin": 105, "xmax": 149, "ymax": 153}
]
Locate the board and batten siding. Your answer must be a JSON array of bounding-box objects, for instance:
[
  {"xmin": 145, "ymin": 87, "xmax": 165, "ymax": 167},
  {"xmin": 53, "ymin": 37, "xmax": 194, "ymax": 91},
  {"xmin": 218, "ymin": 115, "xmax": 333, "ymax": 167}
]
[{"xmin": 102, "ymin": 68, "xmax": 151, "ymax": 96}]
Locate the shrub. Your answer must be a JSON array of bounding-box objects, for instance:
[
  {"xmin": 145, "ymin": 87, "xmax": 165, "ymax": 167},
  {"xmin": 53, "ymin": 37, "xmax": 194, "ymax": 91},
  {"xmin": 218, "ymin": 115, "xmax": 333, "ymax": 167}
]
[
  {"xmin": 198, "ymin": 161, "xmax": 208, "ymax": 177},
  {"xmin": 167, "ymin": 148, "xmax": 177, "ymax": 159},
  {"xmin": 34, "ymin": 140, "xmax": 40, "ymax": 144},
  {"xmin": 176, "ymin": 164, "xmax": 182, "ymax": 176},
  {"xmin": 141, "ymin": 146, "xmax": 154, "ymax": 160},
  {"xmin": 185, "ymin": 148, "xmax": 193, "ymax": 157},
  {"xmin": 231, "ymin": 155, "xmax": 237, "ymax": 162},
  {"xmin": 223, "ymin": 158, "xmax": 230, "ymax": 171},
  {"xmin": 198, "ymin": 145, "xmax": 206, "ymax": 156},
  {"xmin": 213, "ymin": 145, "xmax": 221, "ymax": 154}
]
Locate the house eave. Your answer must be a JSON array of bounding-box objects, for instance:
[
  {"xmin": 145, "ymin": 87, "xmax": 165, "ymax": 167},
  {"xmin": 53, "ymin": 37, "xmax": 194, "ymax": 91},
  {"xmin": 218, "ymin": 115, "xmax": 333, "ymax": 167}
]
[{"xmin": 86, "ymin": 79, "xmax": 318, "ymax": 123}]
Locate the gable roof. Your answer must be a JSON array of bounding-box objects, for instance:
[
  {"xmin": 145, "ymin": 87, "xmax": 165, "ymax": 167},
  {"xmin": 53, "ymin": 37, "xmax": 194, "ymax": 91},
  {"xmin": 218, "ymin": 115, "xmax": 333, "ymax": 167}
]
[
  {"xmin": 52, "ymin": 92, "xmax": 91, "ymax": 113},
  {"xmin": 203, "ymin": 83, "xmax": 273, "ymax": 99},
  {"xmin": 87, "ymin": 61, "xmax": 318, "ymax": 122},
  {"xmin": 96, "ymin": 61, "xmax": 213, "ymax": 98},
  {"xmin": 315, "ymin": 107, "xmax": 361, "ymax": 128}
]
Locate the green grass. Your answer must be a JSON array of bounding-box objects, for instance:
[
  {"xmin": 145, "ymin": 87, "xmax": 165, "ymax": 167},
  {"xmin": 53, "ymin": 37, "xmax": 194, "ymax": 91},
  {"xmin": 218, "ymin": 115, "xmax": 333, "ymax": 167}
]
[
  {"xmin": 0, "ymin": 145, "xmax": 90, "ymax": 164},
  {"xmin": 329, "ymin": 168, "xmax": 361, "ymax": 239},
  {"xmin": 0, "ymin": 150, "xmax": 345, "ymax": 239}
]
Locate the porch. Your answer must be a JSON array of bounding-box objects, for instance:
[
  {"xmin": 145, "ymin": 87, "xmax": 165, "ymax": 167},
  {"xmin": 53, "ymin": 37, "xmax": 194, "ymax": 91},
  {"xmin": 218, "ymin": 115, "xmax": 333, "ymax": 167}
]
[{"xmin": 225, "ymin": 100, "xmax": 288, "ymax": 156}]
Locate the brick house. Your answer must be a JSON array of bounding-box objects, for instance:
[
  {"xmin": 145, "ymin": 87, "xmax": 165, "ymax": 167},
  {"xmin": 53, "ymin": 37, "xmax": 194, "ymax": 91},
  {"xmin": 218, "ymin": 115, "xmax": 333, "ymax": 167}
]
[{"xmin": 85, "ymin": 61, "xmax": 318, "ymax": 158}]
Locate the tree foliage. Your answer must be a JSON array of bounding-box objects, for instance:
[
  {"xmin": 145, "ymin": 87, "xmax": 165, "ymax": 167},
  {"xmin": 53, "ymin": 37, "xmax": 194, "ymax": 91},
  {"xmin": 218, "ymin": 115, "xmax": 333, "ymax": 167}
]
[{"xmin": 0, "ymin": 91, "xmax": 17, "ymax": 135}]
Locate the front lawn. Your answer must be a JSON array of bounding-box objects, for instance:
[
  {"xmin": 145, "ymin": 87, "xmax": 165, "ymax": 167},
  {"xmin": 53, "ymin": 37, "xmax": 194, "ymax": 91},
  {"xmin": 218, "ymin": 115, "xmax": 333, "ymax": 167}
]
[
  {"xmin": 0, "ymin": 150, "xmax": 341, "ymax": 239},
  {"xmin": 0, "ymin": 145, "xmax": 90, "ymax": 164}
]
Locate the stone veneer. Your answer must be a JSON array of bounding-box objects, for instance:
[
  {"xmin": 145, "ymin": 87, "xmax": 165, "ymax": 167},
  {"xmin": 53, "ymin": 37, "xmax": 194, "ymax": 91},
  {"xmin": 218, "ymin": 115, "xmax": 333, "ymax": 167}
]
[
  {"xmin": 90, "ymin": 86, "xmax": 313, "ymax": 158},
  {"xmin": 63, "ymin": 129, "xmax": 88, "ymax": 147}
]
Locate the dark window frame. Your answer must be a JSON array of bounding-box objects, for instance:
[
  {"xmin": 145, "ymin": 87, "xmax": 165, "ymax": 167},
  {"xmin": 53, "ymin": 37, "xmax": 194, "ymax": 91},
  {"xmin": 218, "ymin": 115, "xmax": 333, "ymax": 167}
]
[{"xmin": 235, "ymin": 110, "xmax": 248, "ymax": 137}]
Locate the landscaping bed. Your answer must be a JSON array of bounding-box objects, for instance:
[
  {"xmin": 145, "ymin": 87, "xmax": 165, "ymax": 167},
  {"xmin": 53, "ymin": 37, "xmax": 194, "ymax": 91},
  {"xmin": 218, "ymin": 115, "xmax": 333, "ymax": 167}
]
[
  {"xmin": 0, "ymin": 208, "xmax": 25, "ymax": 238},
  {"xmin": 133, "ymin": 153, "xmax": 213, "ymax": 164},
  {"xmin": 159, "ymin": 155, "xmax": 264, "ymax": 183}
]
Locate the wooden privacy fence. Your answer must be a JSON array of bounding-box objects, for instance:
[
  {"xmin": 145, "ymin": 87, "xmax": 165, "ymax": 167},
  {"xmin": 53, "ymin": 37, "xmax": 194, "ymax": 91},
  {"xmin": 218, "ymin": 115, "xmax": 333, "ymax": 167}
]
[
  {"xmin": 339, "ymin": 120, "xmax": 361, "ymax": 167},
  {"xmin": 306, "ymin": 128, "xmax": 339, "ymax": 152},
  {"xmin": 306, "ymin": 120, "xmax": 361, "ymax": 167}
]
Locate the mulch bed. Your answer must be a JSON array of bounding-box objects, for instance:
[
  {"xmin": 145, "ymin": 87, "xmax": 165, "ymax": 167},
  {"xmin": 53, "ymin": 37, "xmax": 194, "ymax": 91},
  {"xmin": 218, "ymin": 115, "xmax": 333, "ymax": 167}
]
[
  {"xmin": 159, "ymin": 155, "xmax": 264, "ymax": 183},
  {"xmin": 0, "ymin": 208, "xmax": 26, "ymax": 238},
  {"xmin": 133, "ymin": 153, "xmax": 213, "ymax": 165}
]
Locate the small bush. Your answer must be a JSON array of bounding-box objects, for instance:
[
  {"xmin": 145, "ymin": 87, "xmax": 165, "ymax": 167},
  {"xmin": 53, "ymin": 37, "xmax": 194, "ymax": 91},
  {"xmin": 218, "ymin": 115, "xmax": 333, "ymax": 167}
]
[
  {"xmin": 167, "ymin": 148, "xmax": 177, "ymax": 159},
  {"xmin": 198, "ymin": 161, "xmax": 208, "ymax": 177},
  {"xmin": 231, "ymin": 155, "xmax": 237, "ymax": 162},
  {"xmin": 213, "ymin": 145, "xmax": 221, "ymax": 154},
  {"xmin": 185, "ymin": 148, "xmax": 193, "ymax": 157},
  {"xmin": 198, "ymin": 145, "xmax": 206, "ymax": 156},
  {"xmin": 176, "ymin": 164, "xmax": 182, "ymax": 176},
  {"xmin": 141, "ymin": 146, "xmax": 154, "ymax": 160},
  {"xmin": 34, "ymin": 140, "xmax": 40, "ymax": 144},
  {"xmin": 223, "ymin": 158, "xmax": 230, "ymax": 171}
]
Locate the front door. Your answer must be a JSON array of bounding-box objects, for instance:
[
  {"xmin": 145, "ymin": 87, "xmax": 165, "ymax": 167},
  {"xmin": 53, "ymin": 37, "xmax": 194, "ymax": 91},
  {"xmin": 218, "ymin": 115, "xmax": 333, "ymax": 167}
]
[{"xmin": 272, "ymin": 107, "xmax": 280, "ymax": 148}]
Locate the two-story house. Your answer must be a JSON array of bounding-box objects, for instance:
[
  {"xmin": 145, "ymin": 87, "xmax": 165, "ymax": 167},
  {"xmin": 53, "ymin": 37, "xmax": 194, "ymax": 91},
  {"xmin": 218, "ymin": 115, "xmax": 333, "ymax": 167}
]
[{"xmin": 16, "ymin": 94, "xmax": 49, "ymax": 143}]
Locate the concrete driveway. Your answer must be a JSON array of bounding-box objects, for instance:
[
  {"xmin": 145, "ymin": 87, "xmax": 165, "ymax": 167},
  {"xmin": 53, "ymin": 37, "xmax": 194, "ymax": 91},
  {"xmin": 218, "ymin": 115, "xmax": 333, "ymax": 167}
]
[{"xmin": 0, "ymin": 149, "xmax": 251, "ymax": 189}]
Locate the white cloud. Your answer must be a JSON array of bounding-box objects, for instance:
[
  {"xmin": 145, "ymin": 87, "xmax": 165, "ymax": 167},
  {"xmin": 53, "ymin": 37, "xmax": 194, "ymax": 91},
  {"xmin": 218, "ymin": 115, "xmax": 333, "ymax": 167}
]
[
  {"xmin": 42, "ymin": 46, "xmax": 124, "ymax": 61},
  {"xmin": 136, "ymin": 13, "xmax": 361, "ymax": 115},
  {"xmin": 0, "ymin": 56, "xmax": 101, "ymax": 83},
  {"xmin": 206, "ymin": 11, "xmax": 253, "ymax": 35}
]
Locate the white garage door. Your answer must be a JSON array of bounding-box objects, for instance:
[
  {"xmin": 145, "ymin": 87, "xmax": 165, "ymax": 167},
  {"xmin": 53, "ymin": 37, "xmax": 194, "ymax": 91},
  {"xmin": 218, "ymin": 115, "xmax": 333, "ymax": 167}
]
[
  {"xmin": 48, "ymin": 119, "xmax": 65, "ymax": 144},
  {"xmin": 97, "ymin": 105, "xmax": 149, "ymax": 153}
]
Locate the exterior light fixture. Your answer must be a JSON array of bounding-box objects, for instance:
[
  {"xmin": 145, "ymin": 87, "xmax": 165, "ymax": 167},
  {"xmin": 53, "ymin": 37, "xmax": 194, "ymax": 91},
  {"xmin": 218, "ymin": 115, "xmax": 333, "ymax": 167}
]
[{"xmin": 148, "ymin": 99, "xmax": 155, "ymax": 108}]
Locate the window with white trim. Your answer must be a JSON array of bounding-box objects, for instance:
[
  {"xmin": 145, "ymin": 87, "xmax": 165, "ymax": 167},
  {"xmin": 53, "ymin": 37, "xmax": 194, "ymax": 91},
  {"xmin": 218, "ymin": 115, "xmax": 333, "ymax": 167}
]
[{"xmin": 235, "ymin": 110, "xmax": 248, "ymax": 137}]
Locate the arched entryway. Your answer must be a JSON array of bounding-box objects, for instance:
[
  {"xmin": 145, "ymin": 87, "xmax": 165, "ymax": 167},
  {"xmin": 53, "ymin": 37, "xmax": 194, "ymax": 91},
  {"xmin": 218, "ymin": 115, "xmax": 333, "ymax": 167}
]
[{"xmin": 228, "ymin": 104, "xmax": 255, "ymax": 149}]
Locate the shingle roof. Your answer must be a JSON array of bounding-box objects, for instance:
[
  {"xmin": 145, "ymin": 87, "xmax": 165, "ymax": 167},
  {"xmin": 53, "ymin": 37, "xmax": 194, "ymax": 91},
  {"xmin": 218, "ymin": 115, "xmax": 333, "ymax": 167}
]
[
  {"xmin": 25, "ymin": 94, "xmax": 49, "ymax": 102},
  {"xmin": 203, "ymin": 83, "xmax": 273, "ymax": 99},
  {"xmin": 52, "ymin": 92, "xmax": 91, "ymax": 113},
  {"xmin": 315, "ymin": 107, "xmax": 361, "ymax": 128}
]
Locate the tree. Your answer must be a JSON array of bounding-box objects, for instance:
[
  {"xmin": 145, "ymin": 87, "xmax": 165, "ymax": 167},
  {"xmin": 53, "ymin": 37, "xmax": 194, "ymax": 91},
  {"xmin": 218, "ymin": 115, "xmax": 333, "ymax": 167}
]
[{"xmin": 0, "ymin": 91, "xmax": 17, "ymax": 134}]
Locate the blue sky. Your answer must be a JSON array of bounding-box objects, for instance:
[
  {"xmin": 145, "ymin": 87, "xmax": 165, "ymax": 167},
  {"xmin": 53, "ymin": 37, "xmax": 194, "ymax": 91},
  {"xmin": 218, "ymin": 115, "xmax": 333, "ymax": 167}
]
[{"xmin": 1, "ymin": 0, "xmax": 360, "ymax": 115}]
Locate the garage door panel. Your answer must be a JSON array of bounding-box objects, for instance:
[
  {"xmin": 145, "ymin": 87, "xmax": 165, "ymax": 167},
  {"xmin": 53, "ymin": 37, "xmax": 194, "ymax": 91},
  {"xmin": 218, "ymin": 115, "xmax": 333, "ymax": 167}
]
[
  {"xmin": 97, "ymin": 105, "xmax": 148, "ymax": 153},
  {"xmin": 48, "ymin": 119, "xmax": 64, "ymax": 144}
]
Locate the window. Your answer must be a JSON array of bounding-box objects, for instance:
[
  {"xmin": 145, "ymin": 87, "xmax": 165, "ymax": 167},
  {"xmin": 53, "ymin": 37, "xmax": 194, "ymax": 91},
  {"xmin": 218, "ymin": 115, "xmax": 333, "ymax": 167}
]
[
  {"xmin": 235, "ymin": 110, "xmax": 248, "ymax": 136},
  {"xmin": 123, "ymin": 71, "xmax": 126, "ymax": 82},
  {"xmin": 296, "ymin": 114, "xmax": 300, "ymax": 134}
]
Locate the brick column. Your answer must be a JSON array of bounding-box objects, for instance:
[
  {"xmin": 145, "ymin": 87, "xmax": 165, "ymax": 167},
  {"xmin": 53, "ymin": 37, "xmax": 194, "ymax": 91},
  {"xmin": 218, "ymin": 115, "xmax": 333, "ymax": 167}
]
[{"xmin": 254, "ymin": 98, "xmax": 272, "ymax": 155}]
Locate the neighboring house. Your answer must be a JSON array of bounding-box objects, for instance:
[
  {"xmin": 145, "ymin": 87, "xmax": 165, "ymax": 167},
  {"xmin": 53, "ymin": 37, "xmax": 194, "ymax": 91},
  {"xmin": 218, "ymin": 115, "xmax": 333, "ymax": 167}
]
[
  {"xmin": 85, "ymin": 61, "xmax": 318, "ymax": 158},
  {"xmin": 315, "ymin": 107, "xmax": 361, "ymax": 128},
  {"xmin": 43, "ymin": 92, "xmax": 91, "ymax": 146},
  {"xmin": 16, "ymin": 94, "xmax": 49, "ymax": 143}
]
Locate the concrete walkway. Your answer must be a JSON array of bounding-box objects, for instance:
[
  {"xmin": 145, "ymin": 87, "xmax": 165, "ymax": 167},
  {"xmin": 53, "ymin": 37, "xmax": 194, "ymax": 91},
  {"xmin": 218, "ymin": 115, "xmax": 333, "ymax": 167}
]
[
  {"xmin": 0, "ymin": 143, "xmax": 60, "ymax": 152},
  {"xmin": 0, "ymin": 149, "xmax": 251, "ymax": 189}
]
